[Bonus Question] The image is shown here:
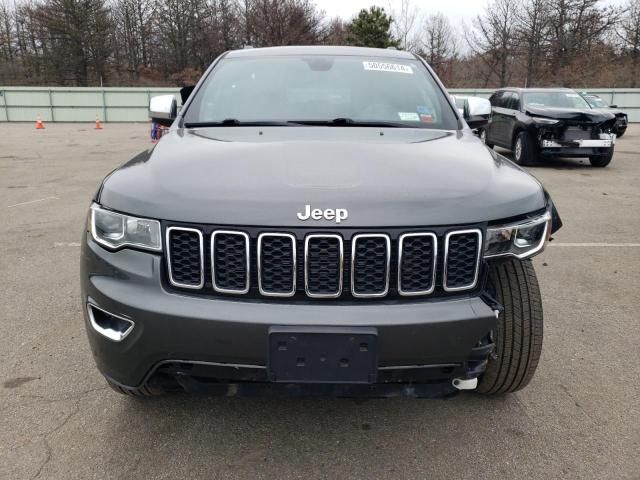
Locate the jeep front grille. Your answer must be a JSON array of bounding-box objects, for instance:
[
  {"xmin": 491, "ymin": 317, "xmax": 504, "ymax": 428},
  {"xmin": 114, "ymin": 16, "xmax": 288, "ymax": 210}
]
[{"xmin": 165, "ymin": 226, "xmax": 483, "ymax": 300}]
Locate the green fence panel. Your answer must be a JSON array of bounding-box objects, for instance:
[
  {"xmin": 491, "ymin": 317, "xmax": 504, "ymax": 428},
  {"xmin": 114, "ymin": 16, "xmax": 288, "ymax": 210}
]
[{"xmin": 0, "ymin": 86, "xmax": 638, "ymax": 122}]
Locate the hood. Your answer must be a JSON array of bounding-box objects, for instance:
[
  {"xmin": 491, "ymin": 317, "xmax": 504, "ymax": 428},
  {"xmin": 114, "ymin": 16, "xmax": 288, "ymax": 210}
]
[
  {"xmin": 98, "ymin": 127, "xmax": 546, "ymax": 227},
  {"xmin": 525, "ymin": 105, "xmax": 615, "ymax": 123},
  {"xmin": 590, "ymin": 107, "xmax": 626, "ymax": 118}
]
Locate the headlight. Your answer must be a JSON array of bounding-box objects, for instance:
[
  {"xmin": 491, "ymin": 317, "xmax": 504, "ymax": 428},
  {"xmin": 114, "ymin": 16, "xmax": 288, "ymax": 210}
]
[
  {"xmin": 90, "ymin": 204, "xmax": 161, "ymax": 251},
  {"xmin": 531, "ymin": 117, "xmax": 559, "ymax": 125},
  {"xmin": 484, "ymin": 211, "xmax": 551, "ymax": 259}
]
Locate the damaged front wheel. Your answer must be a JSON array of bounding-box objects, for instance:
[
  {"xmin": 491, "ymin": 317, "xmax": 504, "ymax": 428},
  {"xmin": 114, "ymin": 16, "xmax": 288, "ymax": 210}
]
[
  {"xmin": 589, "ymin": 147, "xmax": 614, "ymax": 168},
  {"xmin": 477, "ymin": 259, "xmax": 543, "ymax": 395}
]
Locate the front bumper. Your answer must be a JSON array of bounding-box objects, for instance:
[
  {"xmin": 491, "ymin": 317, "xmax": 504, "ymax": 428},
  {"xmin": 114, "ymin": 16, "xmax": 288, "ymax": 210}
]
[
  {"xmin": 539, "ymin": 133, "xmax": 615, "ymax": 157},
  {"xmin": 81, "ymin": 234, "xmax": 497, "ymax": 392}
]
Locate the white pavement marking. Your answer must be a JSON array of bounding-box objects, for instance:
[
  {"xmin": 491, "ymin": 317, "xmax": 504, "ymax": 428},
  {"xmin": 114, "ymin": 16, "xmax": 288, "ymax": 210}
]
[
  {"xmin": 549, "ymin": 243, "xmax": 640, "ymax": 247},
  {"xmin": 7, "ymin": 196, "xmax": 59, "ymax": 208},
  {"xmin": 54, "ymin": 242, "xmax": 81, "ymax": 247}
]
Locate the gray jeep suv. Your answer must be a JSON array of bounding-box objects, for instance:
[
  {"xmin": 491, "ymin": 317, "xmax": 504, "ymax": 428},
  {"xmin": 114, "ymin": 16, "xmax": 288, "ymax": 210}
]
[{"xmin": 81, "ymin": 46, "xmax": 562, "ymax": 397}]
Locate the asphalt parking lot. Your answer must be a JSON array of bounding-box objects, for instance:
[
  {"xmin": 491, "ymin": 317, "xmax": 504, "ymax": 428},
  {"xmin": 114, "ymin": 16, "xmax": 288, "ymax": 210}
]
[{"xmin": 1, "ymin": 123, "xmax": 639, "ymax": 479}]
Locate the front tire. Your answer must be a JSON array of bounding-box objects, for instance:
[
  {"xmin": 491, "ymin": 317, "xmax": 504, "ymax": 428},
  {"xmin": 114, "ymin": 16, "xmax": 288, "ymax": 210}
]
[
  {"xmin": 480, "ymin": 128, "xmax": 494, "ymax": 149},
  {"xmin": 513, "ymin": 131, "xmax": 538, "ymax": 166},
  {"xmin": 477, "ymin": 259, "xmax": 543, "ymax": 395},
  {"xmin": 589, "ymin": 147, "xmax": 614, "ymax": 167}
]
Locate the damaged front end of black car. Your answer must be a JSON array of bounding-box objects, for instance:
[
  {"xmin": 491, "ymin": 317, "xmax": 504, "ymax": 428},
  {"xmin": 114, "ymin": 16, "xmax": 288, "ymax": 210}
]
[
  {"xmin": 485, "ymin": 88, "xmax": 618, "ymax": 168},
  {"xmin": 528, "ymin": 107, "xmax": 617, "ymax": 166}
]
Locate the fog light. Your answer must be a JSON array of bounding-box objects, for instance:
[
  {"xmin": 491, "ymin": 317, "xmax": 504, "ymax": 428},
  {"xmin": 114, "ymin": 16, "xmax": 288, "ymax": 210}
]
[{"xmin": 87, "ymin": 303, "xmax": 134, "ymax": 342}]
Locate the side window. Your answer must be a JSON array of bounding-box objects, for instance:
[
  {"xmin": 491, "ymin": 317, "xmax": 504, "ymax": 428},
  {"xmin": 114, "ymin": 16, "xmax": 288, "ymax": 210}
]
[
  {"xmin": 490, "ymin": 91, "xmax": 505, "ymax": 107},
  {"xmin": 507, "ymin": 93, "xmax": 521, "ymax": 111}
]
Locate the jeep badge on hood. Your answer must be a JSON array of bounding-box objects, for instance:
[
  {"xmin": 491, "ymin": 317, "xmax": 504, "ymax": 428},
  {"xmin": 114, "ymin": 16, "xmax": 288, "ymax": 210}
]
[{"xmin": 297, "ymin": 205, "xmax": 349, "ymax": 223}]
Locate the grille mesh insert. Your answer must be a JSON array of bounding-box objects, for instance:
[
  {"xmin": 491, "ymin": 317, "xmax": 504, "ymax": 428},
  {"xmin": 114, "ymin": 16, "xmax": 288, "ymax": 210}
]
[
  {"xmin": 306, "ymin": 236, "xmax": 342, "ymax": 296},
  {"xmin": 445, "ymin": 232, "xmax": 480, "ymax": 290},
  {"xmin": 259, "ymin": 235, "xmax": 295, "ymax": 295},
  {"xmin": 167, "ymin": 229, "xmax": 202, "ymax": 287},
  {"xmin": 352, "ymin": 236, "xmax": 389, "ymax": 296},
  {"xmin": 399, "ymin": 234, "xmax": 435, "ymax": 294},
  {"xmin": 213, "ymin": 232, "xmax": 248, "ymax": 292}
]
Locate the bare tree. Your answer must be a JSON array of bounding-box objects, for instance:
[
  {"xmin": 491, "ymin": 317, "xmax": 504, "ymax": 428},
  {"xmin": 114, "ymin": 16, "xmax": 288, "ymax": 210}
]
[
  {"xmin": 618, "ymin": 0, "xmax": 640, "ymax": 86},
  {"xmin": 247, "ymin": 0, "xmax": 327, "ymax": 46},
  {"xmin": 514, "ymin": 0, "xmax": 550, "ymax": 86},
  {"xmin": 323, "ymin": 16, "xmax": 349, "ymax": 45},
  {"xmin": 465, "ymin": 0, "xmax": 519, "ymax": 87},
  {"xmin": 111, "ymin": 0, "xmax": 154, "ymax": 80},
  {"xmin": 547, "ymin": 0, "xmax": 621, "ymax": 84},
  {"xmin": 418, "ymin": 13, "xmax": 457, "ymax": 83},
  {"xmin": 390, "ymin": 0, "xmax": 419, "ymax": 51}
]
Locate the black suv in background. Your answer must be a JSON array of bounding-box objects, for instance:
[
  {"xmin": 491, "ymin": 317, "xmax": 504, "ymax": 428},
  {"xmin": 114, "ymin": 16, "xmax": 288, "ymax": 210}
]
[{"xmin": 483, "ymin": 88, "xmax": 617, "ymax": 167}]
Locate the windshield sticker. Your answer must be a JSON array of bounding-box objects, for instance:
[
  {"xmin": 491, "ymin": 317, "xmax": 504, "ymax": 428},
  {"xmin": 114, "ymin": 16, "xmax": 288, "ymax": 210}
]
[
  {"xmin": 398, "ymin": 112, "xmax": 420, "ymax": 121},
  {"xmin": 363, "ymin": 61, "xmax": 413, "ymax": 74},
  {"xmin": 417, "ymin": 105, "xmax": 434, "ymax": 123}
]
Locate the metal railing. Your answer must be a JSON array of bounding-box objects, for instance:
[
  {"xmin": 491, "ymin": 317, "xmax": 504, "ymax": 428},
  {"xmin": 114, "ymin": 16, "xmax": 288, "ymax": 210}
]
[
  {"xmin": 1, "ymin": 86, "xmax": 638, "ymax": 122},
  {"xmin": 0, "ymin": 86, "xmax": 180, "ymax": 122}
]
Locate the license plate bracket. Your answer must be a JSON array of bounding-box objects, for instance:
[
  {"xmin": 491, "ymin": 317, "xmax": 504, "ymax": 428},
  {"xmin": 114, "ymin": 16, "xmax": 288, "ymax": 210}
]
[{"xmin": 268, "ymin": 326, "xmax": 378, "ymax": 384}]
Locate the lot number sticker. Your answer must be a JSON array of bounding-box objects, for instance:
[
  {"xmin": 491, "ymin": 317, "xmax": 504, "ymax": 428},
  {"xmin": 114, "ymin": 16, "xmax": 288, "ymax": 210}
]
[{"xmin": 363, "ymin": 61, "xmax": 413, "ymax": 74}]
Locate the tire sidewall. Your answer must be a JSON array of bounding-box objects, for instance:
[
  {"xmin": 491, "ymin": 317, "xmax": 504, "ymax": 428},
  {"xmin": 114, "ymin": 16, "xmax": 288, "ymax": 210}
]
[{"xmin": 514, "ymin": 134, "xmax": 524, "ymax": 164}]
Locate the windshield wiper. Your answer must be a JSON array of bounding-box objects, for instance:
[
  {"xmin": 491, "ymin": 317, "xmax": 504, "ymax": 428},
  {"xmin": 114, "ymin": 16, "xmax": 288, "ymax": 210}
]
[
  {"xmin": 290, "ymin": 118, "xmax": 406, "ymax": 128},
  {"xmin": 184, "ymin": 118, "xmax": 410, "ymax": 128},
  {"xmin": 184, "ymin": 119, "xmax": 301, "ymax": 128}
]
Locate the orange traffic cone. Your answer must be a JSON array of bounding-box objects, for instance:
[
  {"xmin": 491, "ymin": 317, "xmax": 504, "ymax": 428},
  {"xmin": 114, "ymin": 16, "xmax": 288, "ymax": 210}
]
[
  {"xmin": 35, "ymin": 113, "xmax": 45, "ymax": 129},
  {"xmin": 94, "ymin": 115, "xmax": 103, "ymax": 130}
]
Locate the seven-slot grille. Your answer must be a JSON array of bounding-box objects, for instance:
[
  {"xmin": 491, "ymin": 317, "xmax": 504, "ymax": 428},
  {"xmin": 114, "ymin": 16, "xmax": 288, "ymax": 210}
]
[{"xmin": 166, "ymin": 227, "xmax": 483, "ymax": 299}]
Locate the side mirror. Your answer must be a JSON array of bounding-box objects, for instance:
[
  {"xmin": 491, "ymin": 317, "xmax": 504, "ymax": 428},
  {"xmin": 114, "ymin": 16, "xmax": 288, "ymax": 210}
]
[
  {"xmin": 149, "ymin": 95, "xmax": 177, "ymax": 127},
  {"xmin": 463, "ymin": 96, "xmax": 491, "ymax": 130}
]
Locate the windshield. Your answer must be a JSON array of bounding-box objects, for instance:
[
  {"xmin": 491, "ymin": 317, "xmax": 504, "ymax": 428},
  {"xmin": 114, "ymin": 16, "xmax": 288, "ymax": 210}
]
[
  {"xmin": 584, "ymin": 96, "xmax": 608, "ymax": 108},
  {"xmin": 183, "ymin": 55, "xmax": 459, "ymax": 129},
  {"xmin": 523, "ymin": 91, "xmax": 591, "ymax": 109}
]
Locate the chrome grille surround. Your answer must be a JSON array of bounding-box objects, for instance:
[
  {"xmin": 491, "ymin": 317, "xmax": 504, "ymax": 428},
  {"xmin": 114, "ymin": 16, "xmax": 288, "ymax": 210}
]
[
  {"xmin": 351, "ymin": 233, "xmax": 391, "ymax": 298},
  {"xmin": 397, "ymin": 232, "xmax": 438, "ymax": 296},
  {"xmin": 443, "ymin": 229, "xmax": 483, "ymax": 292},
  {"xmin": 164, "ymin": 226, "xmax": 484, "ymax": 299},
  {"xmin": 166, "ymin": 226, "xmax": 204, "ymax": 289},
  {"xmin": 211, "ymin": 230, "xmax": 250, "ymax": 295},
  {"xmin": 257, "ymin": 232, "xmax": 297, "ymax": 297}
]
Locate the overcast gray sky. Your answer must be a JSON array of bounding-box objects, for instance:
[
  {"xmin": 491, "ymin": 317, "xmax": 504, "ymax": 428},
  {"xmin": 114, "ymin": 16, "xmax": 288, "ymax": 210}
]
[{"xmin": 316, "ymin": 0, "xmax": 627, "ymax": 23}]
